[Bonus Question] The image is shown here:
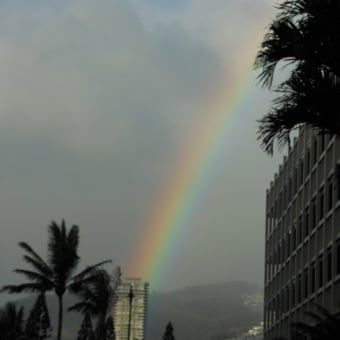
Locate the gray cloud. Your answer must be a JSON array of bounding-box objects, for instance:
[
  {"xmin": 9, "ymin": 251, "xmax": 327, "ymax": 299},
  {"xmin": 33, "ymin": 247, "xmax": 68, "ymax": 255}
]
[{"xmin": 0, "ymin": 0, "xmax": 282, "ymax": 300}]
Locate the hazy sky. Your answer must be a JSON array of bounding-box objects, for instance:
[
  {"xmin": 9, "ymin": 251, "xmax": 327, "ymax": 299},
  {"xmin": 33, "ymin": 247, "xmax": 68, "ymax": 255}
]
[{"xmin": 0, "ymin": 0, "xmax": 284, "ymax": 302}]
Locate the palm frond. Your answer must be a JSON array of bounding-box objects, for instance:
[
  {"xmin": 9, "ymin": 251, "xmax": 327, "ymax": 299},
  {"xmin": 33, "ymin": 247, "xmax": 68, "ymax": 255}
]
[
  {"xmin": 277, "ymin": 0, "xmax": 308, "ymax": 19},
  {"xmin": 13, "ymin": 269, "xmax": 54, "ymax": 289},
  {"xmin": 48, "ymin": 220, "xmax": 80, "ymax": 282},
  {"xmin": 254, "ymin": 19, "xmax": 303, "ymax": 88},
  {"xmin": 67, "ymin": 225, "xmax": 79, "ymax": 254},
  {"xmin": 68, "ymin": 301, "xmax": 97, "ymax": 314},
  {"xmin": 2, "ymin": 283, "xmax": 48, "ymax": 294},
  {"xmin": 69, "ymin": 260, "xmax": 112, "ymax": 287},
  {"xmin": 19, "ymin": 242, "xmax": 52, "ymax": 277},
  {"xmin": 0, "ymin": 303, "xmax": 25, "ymax": 336}
]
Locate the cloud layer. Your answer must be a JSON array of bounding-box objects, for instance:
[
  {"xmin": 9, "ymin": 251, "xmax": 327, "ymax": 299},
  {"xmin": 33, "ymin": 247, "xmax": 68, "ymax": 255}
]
[{"xmin": 0, "ymin": 0, "xmax": 281, "ymax": 297}]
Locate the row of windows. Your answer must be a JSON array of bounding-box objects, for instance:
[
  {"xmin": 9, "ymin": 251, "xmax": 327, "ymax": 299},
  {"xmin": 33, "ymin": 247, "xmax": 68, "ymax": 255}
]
[
  {"xmin": 267, "ymin": 140, "xmax": 338, "ymax": 236},
  {"xmin": 267, "ymin": 169, "xmax": 340, "ymax": 241},
  {"xmin": 265, "ymin": 244, "xmax": 340, "ymax": 328},
  {"xmin": 266, "ymin": 188, "xmax": 338, "ymax": 283}
]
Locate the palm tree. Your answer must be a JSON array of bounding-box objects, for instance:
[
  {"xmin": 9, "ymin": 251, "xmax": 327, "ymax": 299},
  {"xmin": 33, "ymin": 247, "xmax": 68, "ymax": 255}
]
[
  {"xmin": 25, "ymin": 293, "xmax": 52, "ymax": 340},
  {"xmin": 162, "ymin": 322, "xmax": 175, "ymax": 340},
  {"xmin": 254, "ymin": 0, "xmax": 340, "ymax": 153},
  {"xmin": 1, "ymin": 220, "xmax": 110, "ymax": 340},
  {"xmin": 68, "ymin": 267, "xmax": 121, "ymax": 340},
  {"xmin": 0, "ymin": 302, "xmax": 25, "ymax": 340},
  {"xmin": 271, "ymin": 304, "xmax": 340, "ymax": 340},
  {"xmin": 289, "ymin": 304, "xmax": 340, "ymax": 340},
  {"xmin": 77, "ymin": 313, "xmax": 95, "ymax": 340}
]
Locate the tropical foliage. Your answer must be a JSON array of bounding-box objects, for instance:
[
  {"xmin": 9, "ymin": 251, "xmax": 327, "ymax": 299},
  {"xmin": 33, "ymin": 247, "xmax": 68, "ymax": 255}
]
[
  {"xmin": 69, "ymin": 267, "xmax": 121, "ymax": 340},
  {"xmin": 25, "ymin": 293, "xmax": 52, "ymax": 340},
  {"xmin": 1, "ymin": 220, "xmax": 110, "ymax": 340},
  {"xmin": 77, "ymin": 313, "xmax": 95, "ymax": 340},
  {"xmin": 0, "ymin": 302, "xmax": 25, "ymax": 340},
  {"xmin": 289, "ymin": 304, "xmax": 340, "ymax": 340},
  {"xmin": 162, "ymin": 322, "xmax": 175, "ymax": 340},
  {"xmin": 272, "ymin": 303, "xmax": 340, "ymax": 340},
  {"xmin": 254, "ymin": 0, "xmax": 340, "ymax": 153}
]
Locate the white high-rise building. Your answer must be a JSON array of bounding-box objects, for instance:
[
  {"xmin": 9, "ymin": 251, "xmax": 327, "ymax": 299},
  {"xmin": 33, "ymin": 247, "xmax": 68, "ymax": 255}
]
[{"xmin": 113, "ymin": 278, "xmax": 149, "ymax": 340}]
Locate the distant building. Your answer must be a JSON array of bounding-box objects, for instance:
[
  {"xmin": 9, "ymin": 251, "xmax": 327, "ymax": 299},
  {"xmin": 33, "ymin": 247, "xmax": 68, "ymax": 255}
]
[
  {"xmin": 264, "ymin": 129, "xmax": 340, "ymax": 339},
  {"xmin": 227, "ymin": 322, "xmax": 263, "ymax": 340},
  {"xmin": 113, "ymin": 278, "xmax": 149, "ymax": 340}
]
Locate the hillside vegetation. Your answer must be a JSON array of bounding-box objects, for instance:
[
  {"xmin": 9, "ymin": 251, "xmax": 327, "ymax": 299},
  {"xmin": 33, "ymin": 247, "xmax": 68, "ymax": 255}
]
[{"xmin": 3, "ymin": 281, "xmax": 262, "ymax": 340}]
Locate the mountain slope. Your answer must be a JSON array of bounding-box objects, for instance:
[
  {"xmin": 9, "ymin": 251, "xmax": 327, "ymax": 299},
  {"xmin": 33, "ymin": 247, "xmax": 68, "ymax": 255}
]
[{"xmin": 2, "ymin": 281, "xmax": 263, "ymax": 340}]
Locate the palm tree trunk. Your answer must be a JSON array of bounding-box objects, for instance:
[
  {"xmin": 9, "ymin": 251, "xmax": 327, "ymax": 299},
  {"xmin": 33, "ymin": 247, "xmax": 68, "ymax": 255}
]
[{"xmin": 57, "ymin": 295, "xmax": 63, "ymax": 340}]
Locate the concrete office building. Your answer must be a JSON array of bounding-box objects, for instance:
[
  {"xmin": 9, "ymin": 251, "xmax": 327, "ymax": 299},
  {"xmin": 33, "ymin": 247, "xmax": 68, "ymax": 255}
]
[
  {"xmin": 113, "ymin": 278, "xmax": 149, "ymax": 340},
  {"xmin": 264, "ymin": 129, "xmax": 340, "ymax": 339}
]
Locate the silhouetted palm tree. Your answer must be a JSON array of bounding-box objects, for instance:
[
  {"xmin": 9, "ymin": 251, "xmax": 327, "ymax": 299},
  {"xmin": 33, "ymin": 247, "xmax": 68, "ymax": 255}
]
[
  {"xmin": 271, "ymin": 304, "xmax": 340, "ymax": 340},
  {"xmin": 1, "ymin": 220, "xmax": 110, "ymax": 340},
  {"xmin": 162, "ymin": 322, "xmax": 175, "ymax": 340},
  {"xmin": 77, "ymin": 313, "xmax": 95, "ymax": 340},
  {"xmin": 25, "ymin": 293, "xmax": 52, "ymax": 340},
  {"xmin": 0, "ymin": 302, "xmax": 25, "ymax": 340},
  {"xmin": 69, "ymin": 267, "xmax": 121, "ymax": 340},
  {"xmin": 254, "ymin": 0, "xmax": 340, "ymax": 153},
  {"xmin": 290, "ymin": 303, "xmax": 340, "ymax": 340}
]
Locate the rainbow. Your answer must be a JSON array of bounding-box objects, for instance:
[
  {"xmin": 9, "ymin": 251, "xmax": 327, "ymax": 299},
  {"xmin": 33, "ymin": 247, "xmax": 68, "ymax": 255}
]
[{"xmin": 127, "ymin": 30, "xmax": 266, "ymax": 290}]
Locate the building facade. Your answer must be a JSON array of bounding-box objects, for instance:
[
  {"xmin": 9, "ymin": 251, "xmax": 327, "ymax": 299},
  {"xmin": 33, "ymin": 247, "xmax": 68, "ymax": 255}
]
[
  {"xmin": 113, "ymin": 278, "xmax": 149, "ymax": 340},
  {"xmin": 264, "ymin": 129, "xmax": 340, "ymax": 339}
]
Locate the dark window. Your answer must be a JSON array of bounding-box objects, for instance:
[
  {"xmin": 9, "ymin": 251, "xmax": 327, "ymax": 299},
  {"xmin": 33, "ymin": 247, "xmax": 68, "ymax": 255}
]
[
  {"xmin": 288, "ymin": 177, "xmax": 292, "ymax": 199},
  {"xmin": 337, "ymin": 164, "xmax": 340, "ymax": 200},
  {"xmin": 287, "ymin": 232, "xmax": 291, "ymax": 256},
  {"xmin": 270, "ymin": 207, "xmax": 274, "ymax": 232},
  {"xmin": 294, "ymin": 169, "xmax": 298, "ymax": 194},
  {"xmin": 298, "ymin": 216, "xmax": 302, "ymax": 244},
  {"xmin": 292, "ymin": 225, "xmax": 297, "ymax": 251},
  {"xmin": 283, "ymin": 185, "xmax": 287, "ymax": 207},
  {"xmin": 319, "ymin": 188, "xmax": 324, "ymax": 220},
  {"xmin": 286, "ymin": 286, "xmax": 290, "ymax": 311},
  {"xmin": 300, "ymin": 160, "xmax": 304, "ymax": 186},
  {"xmin": 306, "ymin": 149, "xmax": 310, "ymax": 175},
  {"xmin": 304, "ymin": 269, "xmax": 308, "ymax": 299},
  {"xmin": 312, "ymin": 199, "xmax": 317, "ymax": 229},
  {"xmin": 320, "ymin": 134, "xmax": 326, "ymax": 152},
  {"xmin": 304, "ymin": 208, "xmax": 309, "ymax": 238},
  {"xmin": 278, "ymin": 244, "xmax": 281, "ymax": 267},
  {"xmin": 327, "ymin": 248, "xmax": 332, "ymax": 282},
  {"xmin": 292, "ymin": 280, "xmax": 296, "ymax": 306},
  {"xmin": 328, "ymin": 179, "xmax": 333, "ymax": 211},
  {"xmin": 313, "ymin": 138, "xmax": 318, "ymax": 165},
  {"xmin": 311, "ymin": 262, "xmax": 316, "ymax": 293},
  {"xmin": 318, "ymin": 256, "xmax": 323, "ymax": 288},
  {"xmin": 337, "ymin": 243, "xmax": 340, "ymax": 275},
  {"xmin": 298, "ymin": 274, "xmax": 302, "ymax": 303},
  {"xmin": 279, "ymin": 192, "xmax": 283, "ymax": 214},
  {"xmin": 277, "ymin": 295, "xmax": 281, "ymax": 318}
]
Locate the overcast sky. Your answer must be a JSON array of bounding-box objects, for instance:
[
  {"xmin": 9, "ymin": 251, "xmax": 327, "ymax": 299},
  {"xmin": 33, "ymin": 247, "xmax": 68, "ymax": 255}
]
[{"xmin": 0, "ymin": 0, "xmax": 284, "ymax": 302}]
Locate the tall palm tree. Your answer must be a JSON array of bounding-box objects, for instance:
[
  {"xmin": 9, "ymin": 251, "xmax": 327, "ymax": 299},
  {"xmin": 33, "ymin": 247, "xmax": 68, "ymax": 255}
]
[
  {"xmin": 77, "ymin": 312, "xmax": 95, "ymax": 340},
  {"xmin": 162, "ymin": 322, "xmax": 175, "ymax": 340},
  {"xmin": 1, "ymin": 220, "xmax": 110, "ymax": 340},
  {"xmin": 254, "ymin": 0, "xmax": 340, "ymax": 153},
  {"xmin": 290, "ymin": 304, "xmax": 340, "ymax": 340},
  {"xmin": 0, "ymin": 302, "xmax": 25, "ymax": 340},
  {"xmin": 25, "ymin": 293, "xmax": 52, "ymax": 340},
  {"xmin": 68, "ymin": 267, "xmax": 121, "ymax": 340}
]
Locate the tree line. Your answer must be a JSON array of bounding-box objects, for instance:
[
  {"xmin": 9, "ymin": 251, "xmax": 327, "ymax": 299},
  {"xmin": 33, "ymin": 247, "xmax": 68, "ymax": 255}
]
[
  {"xmin": 0, "ymin": 220, "xmax": 119, "ymax": 340},
  {"xmin": 0, "ymin": 220, "xmax": 176, "ymax": 340}
]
